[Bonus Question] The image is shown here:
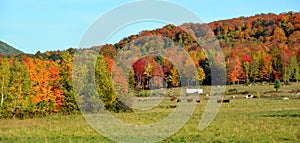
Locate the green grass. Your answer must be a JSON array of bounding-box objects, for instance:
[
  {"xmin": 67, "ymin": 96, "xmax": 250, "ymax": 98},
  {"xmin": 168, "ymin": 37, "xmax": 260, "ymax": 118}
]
[{"xmin": 1, "ymin": 84, "xmax": 300, "ymax": 142}]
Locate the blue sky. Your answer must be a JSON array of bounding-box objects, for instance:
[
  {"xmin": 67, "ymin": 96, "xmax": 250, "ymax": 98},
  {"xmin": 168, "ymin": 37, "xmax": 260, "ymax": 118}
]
[{"xmin": 0, "ymin": 0, "xmax": 299, "ymax": 54}]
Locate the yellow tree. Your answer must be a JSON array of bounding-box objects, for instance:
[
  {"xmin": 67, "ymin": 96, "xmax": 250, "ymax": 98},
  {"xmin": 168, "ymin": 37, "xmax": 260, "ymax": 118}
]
[
  {"xmin": 170, "ymin": 67, "xmax": 179, "ymax": 87},
  {"xmin": 193, "ymin": 67, "xmax": 205, "ymax": 85},
  {"xmin": 144, "ymin": 62, "xmax": 153, "ymax": 89},
  {"xmin": 9, "ymin": 59, "xmax": 32, "ymax": 118},
  {"xmin": 0, "ymin": 58, "xmax": 10, "ymax": 107}
]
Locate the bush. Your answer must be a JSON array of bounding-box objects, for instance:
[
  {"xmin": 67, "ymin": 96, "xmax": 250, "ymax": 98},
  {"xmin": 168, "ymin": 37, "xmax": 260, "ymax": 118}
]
[
  {"xmin": 136, "ymin": 91, "xmax": 150, "ymax": 97},
  {"xmin": 227, "ymin": 88, "xmax": 238, "ymax": 94},
  {"xmin": 274, "ymin": 80, "xmax": 281, "ymax": 92}
]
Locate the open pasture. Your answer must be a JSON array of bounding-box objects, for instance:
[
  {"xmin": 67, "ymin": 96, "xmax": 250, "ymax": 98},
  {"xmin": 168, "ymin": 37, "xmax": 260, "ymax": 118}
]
[{"xmin": 1, "ymin": 83, "xmax": 300, "ymax": 142}]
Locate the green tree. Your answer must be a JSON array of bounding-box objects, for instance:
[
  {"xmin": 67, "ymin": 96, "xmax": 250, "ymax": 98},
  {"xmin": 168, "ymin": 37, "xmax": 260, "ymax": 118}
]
[
  {"xmin": 61, "ymin": 51, "xmax": 79, "ymax": 114},
  {"xmin": 250, "ymin": 54, "xmax": 259, "ymax": 84},
  {"xmin": 274, "ymin": 80, "xmax": 281, "ymax": 92},
  {"xmin": 128, "ymin": 68, "xmax": 136, "ymax": 90},
  {"xmin": 95, "ymin": 54, "xmax": 117, "ymax": 111},
  {"xmin": 280, "ymin": 49, "xmax": 291, "ymax": 85},
  {"xmin": 290, "ymin": 56, "xmax": 300, "ymax": 82},
  {"xmin": 243, "ymin": 62, "xmax": 250, "ymax": 85}
]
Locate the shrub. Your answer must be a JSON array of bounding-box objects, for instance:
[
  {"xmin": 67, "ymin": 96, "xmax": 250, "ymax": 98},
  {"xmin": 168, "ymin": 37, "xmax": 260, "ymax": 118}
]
[
  {"xmin": 136, "ymin": 91, "xmax": 150, "ymax": 97},
  {"xmin": 274, "ymin": 80, "xmax": 281, "ymax": 92},
  {"xmin": 227, "ymin": 88, "xmax": 238, "ymax": 94}
]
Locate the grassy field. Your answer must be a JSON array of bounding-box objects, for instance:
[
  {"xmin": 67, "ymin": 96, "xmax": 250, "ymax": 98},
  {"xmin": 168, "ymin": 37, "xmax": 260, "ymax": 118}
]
[{"xmin": 1, "ymin": 83, "xmax": 300, "ymax": 142}]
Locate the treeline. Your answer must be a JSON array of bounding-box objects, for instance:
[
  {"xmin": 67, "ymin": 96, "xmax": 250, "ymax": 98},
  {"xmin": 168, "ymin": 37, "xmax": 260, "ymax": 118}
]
[
  {"xmin": 102, "ymin": 11, "xmax": 300, "ymax": 86},
  {"xmin": 210, "ymin": 11, "xmax": 300, "ymax": 85},
  {"xmin": 0, "ymin": 12, "xmax": 299, "ymax": 118},
  {"xmin": 0, "ymin": 51, "xmax": 78, "ymax": 118}
]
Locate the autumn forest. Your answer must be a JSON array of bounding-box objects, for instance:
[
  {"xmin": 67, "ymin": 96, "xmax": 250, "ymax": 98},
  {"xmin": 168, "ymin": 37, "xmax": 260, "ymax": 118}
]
[{"xmin": 0, "ymin": 12, "xmax": 299, "ymax": 118}]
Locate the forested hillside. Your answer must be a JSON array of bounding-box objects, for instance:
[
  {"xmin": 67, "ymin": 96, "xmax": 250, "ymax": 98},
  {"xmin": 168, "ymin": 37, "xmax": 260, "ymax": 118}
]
[
  {"xmin": 0, "ymin": 41, "xmax": 24, "ymax": 55},
  {"xmin": 0, "ymin": 12, "xmax": 299, "ymax": 118}
]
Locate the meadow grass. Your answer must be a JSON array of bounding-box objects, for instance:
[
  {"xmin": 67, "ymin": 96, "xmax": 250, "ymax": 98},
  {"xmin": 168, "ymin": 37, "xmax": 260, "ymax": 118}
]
[{"xmin": 1, "ymin": 83, "xmax": 300, "ymax": 142}]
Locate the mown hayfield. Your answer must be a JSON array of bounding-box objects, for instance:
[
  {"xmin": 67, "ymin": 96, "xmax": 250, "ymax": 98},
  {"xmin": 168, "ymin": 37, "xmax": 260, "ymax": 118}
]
[{"xmin": 1, "ymin": 83, "xmax": 300, "ymax": 143}]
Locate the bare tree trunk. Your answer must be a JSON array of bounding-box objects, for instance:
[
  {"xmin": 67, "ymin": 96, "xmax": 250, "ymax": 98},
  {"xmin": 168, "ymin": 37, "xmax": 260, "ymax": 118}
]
[
  {"xmin": 268, "ymin": 72, "xmax": 271, "ymax": 85},
  {"xmin": 13, "ymin": 95, "xmax": 19, "ymax": 118},
  {"xmin": 1, "ymin": 77, "xmax": 4, "ymax": 106}
]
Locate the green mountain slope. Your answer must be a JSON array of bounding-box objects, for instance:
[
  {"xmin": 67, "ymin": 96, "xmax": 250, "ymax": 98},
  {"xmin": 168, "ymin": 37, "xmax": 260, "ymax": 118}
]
[{"xmin": 0, "ymin": 40, "xmax": 24, "ymax": 54}]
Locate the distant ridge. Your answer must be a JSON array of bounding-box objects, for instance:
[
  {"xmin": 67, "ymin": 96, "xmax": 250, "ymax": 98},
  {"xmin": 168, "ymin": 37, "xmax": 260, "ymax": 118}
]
[{"xmin": 0, "ymin": 40, "xmax": 24, "ymax": 55}]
